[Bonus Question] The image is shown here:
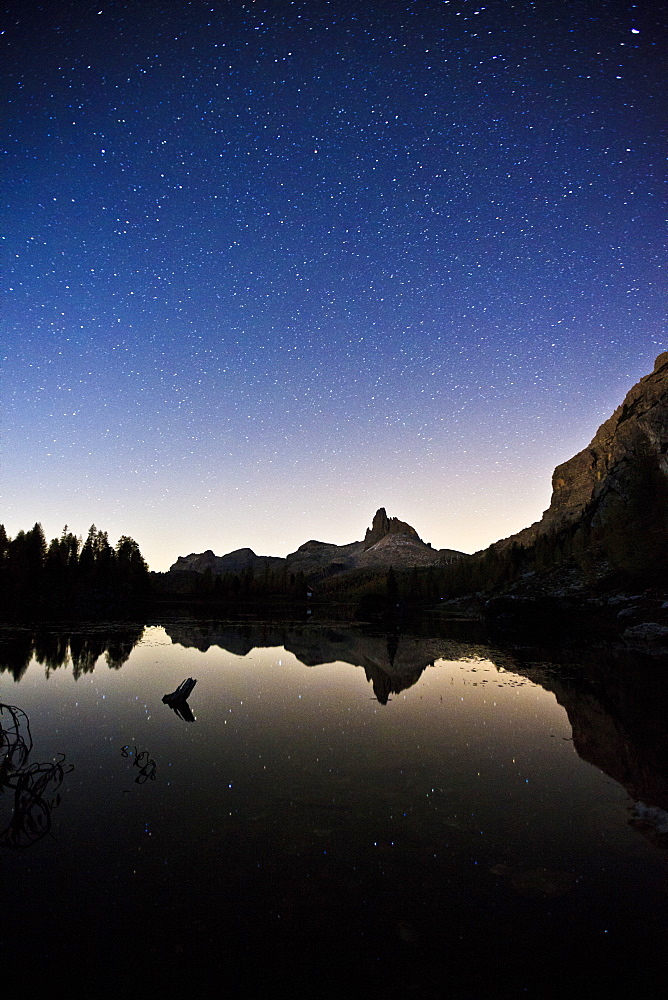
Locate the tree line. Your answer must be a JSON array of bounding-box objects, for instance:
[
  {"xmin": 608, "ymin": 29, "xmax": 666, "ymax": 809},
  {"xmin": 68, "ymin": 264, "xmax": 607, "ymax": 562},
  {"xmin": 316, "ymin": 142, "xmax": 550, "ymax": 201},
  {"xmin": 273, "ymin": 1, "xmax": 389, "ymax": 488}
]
[
  {"xmin": 0, "ymin": 523, "xmax": 149, "ymax": 610},
  {"xmin": 3, "ymin": 467, "xmax": 663, "ymax": 616}
]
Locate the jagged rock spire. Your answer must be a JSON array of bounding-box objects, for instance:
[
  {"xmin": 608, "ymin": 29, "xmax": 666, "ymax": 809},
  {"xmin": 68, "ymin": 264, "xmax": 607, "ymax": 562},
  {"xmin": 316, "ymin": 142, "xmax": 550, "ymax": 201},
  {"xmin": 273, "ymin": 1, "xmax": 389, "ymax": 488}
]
[{"xmin": 363, "ymin": 507, "xmax": 420, "ymax": 549}]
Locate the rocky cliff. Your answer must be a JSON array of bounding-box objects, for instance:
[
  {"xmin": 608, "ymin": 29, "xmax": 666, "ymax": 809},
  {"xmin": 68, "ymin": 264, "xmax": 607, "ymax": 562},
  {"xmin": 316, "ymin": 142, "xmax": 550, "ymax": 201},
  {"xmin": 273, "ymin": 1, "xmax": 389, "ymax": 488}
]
[{"xmin": 502, "ymin": 352, "xmax": 668, "ymax": 584}]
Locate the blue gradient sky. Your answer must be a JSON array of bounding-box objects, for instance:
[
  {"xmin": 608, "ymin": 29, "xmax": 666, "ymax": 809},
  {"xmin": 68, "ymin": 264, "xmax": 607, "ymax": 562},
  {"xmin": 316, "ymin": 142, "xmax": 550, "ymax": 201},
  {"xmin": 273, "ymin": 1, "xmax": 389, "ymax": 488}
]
[{"xmin": 2, "ymin": 1, "xmax": 664, "ymax": 570}]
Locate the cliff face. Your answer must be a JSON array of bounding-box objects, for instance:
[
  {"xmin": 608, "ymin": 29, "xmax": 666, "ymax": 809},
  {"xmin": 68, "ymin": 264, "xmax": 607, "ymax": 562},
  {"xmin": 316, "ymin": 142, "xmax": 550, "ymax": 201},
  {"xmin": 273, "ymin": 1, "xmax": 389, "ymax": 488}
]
[
  {"xmin": 507, "ymin": 353, "xmax": 668, "ymax": 582},
  {"xmin": 356, "ymin": 531, "xmax": 461, "ymax": 570}
]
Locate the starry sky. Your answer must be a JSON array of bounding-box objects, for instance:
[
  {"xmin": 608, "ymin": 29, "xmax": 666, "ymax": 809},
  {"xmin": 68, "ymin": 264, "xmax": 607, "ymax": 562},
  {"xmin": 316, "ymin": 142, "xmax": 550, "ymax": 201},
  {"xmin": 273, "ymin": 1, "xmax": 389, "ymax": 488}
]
[{"xmin": 2, "ymin": 0, "xmax": 664, "ymax": 570}]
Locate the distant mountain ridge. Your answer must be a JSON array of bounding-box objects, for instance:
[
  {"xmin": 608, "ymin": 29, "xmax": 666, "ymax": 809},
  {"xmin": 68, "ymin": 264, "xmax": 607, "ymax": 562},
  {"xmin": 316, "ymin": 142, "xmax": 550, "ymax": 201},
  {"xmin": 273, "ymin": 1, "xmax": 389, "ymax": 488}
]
[
  {"xmin": 170, "ymin": 506, "xmax": 463, "ymax": 581},
  {"xmin": 170, "ymin": 547, "xmax": 284, "ymax": 576},
  {"xmin": 167, "ymin": 353, "xmax": 668, "ymax": 595}
]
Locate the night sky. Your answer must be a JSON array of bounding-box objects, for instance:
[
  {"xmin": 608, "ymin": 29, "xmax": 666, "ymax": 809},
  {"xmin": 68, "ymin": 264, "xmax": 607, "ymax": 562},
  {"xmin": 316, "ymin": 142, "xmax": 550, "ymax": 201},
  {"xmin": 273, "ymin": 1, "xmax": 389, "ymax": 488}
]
[{"xmin": 2, "ymin": 0, "xmax": 664, "ymax": 570}]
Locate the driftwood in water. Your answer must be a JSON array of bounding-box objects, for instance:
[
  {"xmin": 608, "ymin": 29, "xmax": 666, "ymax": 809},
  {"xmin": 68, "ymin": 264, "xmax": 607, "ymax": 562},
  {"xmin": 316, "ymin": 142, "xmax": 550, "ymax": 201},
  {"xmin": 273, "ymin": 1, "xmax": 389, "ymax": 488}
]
[{"xmin": 162, "ymin": 678, "xmax": 197, "ymax": 722}]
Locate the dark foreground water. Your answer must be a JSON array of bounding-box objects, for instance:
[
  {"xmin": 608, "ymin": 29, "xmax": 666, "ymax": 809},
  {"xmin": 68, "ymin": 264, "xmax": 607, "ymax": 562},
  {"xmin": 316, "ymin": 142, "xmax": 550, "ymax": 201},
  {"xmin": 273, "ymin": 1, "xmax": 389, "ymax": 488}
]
[{"xmin": 1, "ymin": 617, "xmax": 667, "ymax": 997}]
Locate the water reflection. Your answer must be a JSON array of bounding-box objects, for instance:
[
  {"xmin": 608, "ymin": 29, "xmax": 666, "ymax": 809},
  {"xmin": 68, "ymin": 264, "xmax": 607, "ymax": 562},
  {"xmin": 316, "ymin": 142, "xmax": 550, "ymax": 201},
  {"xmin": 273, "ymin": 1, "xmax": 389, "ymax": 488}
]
[
  {"xmin": 1, "ymin": 618, "xmax": 667, "ymax": 994},
  {"xmin": 161, "ymin": 621, "xmax": 668, "ymax": 831},
  {"xmin": 0, "ymin": 630, "xmax": 33, "ymax": 682},
  {"xmin": 164, "ymin": 619, "xmax": 668, "ymax": 840},
  {"xmin": 0, "ymin": 622, "xmax": 145, "ymax": 680},
  {"xmin": 509, "ymin": 646, "xmax": 668, "ymax": 844},
  {"xmin": 163, "ymin": 620, "xmax": 502, "ymax": 704},
  {"xmin": 2, "ymin": 618, "xmax": 668, "ymax": 846}
]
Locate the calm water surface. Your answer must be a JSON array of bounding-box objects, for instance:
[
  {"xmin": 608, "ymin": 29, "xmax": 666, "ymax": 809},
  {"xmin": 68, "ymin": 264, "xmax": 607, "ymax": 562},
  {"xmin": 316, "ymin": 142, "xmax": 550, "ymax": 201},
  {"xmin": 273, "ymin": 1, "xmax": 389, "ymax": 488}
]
[{"xmin": 1, "ymin": 619, "xmax": 667, "ymax": 997}]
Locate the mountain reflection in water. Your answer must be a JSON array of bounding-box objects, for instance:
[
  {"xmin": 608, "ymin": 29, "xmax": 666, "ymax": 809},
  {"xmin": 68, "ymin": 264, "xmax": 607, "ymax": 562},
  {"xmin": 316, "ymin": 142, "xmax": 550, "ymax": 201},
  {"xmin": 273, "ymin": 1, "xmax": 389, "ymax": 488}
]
[
  {"xmin": 0, "ymin": 618, "xmax": 667, "ymax": 995},
  {"xmin": 162, "ymin": 619, "xmax": 668, "ymax": 821},
  {"xmin": 2, "ymin": 620, "xmax": 668, "ymax": 821}
]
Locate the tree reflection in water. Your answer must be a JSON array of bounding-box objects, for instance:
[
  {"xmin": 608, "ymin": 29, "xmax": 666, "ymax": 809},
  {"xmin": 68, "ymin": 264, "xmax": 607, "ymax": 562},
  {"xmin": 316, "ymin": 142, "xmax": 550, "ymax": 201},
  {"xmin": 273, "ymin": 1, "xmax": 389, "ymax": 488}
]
[
  {"xmin": 0, "ymin": 703, "xmax": 72, "ymax": 848},
  {"xmin": 0, "ymin": 623, "xmax": 145, "ymax": 680}
]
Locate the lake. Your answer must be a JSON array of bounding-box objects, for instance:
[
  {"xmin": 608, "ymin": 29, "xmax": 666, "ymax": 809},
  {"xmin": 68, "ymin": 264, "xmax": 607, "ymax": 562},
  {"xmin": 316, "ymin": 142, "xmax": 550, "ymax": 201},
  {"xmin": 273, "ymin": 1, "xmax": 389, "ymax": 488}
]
[{"xmin": 1, "ymin": 616, "xmax": 667, "ymax": 997}]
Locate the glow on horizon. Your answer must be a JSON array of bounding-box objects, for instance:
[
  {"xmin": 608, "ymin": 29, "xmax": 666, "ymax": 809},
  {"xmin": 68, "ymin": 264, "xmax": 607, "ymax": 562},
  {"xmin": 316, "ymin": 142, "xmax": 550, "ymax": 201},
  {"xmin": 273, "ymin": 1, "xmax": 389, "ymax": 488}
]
[
  {"xmin": 2, "ymin": 3, "xmax": 663, "ymax": 571},
  {"xmin": 0, "ymin": 379, "xmax": 639, "ymax": 572}
]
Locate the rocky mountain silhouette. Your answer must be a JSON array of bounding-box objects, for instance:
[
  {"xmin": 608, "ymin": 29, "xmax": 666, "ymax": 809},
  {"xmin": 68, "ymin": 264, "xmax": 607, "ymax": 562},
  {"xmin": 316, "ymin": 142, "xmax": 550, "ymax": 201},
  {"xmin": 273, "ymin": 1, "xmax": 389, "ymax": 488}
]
[
  {"xmin": 517, "ymin": 353, "xmax": 667, "ymax": 541},
  {"xmin": 169, "ymin": 506, "xmax": 463, "ymax": 581},
  {"xmin": 492, "ymin": 351, "xmax": 668, "ymax": 585},
  {"xmin": 169, "ymin": 547, "xmax": 284, "ymax": 576},
  {"xmin": 166, "ymin": 353, "xmax": 667, "ymax": 594}
]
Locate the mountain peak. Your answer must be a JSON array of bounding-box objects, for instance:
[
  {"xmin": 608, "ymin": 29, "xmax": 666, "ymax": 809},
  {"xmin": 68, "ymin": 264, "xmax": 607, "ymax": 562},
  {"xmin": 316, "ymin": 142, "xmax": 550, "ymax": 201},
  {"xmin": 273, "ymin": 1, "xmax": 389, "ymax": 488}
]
[{"xmin": 363, "ymin": 507, "xmax": 421, "ymax": 549}]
